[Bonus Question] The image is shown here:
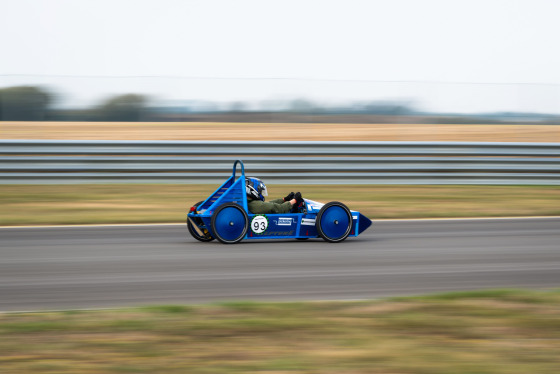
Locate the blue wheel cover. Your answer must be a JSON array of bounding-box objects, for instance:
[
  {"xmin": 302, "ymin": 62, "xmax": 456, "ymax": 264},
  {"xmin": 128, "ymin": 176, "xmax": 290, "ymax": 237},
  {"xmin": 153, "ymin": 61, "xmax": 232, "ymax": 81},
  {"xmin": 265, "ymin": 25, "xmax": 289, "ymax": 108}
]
[
  {"xmin": 214, "ymin": 206, "xmax": 246, "ymax": 241},
  {"xmin": 320, "ymin": 205, "xmax": 350, "ymax": 239}
]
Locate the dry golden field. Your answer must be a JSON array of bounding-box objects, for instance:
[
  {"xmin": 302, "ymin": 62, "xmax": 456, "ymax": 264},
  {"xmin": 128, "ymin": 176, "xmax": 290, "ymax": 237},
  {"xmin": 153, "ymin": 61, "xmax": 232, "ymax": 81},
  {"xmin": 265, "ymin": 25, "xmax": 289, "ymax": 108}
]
[{"xmin": 2, "ymin": 121, "xmax": 560, "ymax": 142}]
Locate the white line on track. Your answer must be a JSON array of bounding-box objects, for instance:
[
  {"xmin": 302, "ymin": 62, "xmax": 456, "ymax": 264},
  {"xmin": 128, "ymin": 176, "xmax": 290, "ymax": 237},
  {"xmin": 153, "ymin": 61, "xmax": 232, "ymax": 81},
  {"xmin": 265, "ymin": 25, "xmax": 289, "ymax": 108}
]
[
  {"xmin": 372, "ymin": 216, "xmax": 560, "ymax": 222},
  {"xmin": 1, "ymin": 216, "xmax": 559, "ymax": 229},
  {"xmin": 0, "ymin": 298, "xmax": 383, "ymax": 314},
  {"xmin": 0, "ymin": 223, "xmax": 185, "ymax": 229}
]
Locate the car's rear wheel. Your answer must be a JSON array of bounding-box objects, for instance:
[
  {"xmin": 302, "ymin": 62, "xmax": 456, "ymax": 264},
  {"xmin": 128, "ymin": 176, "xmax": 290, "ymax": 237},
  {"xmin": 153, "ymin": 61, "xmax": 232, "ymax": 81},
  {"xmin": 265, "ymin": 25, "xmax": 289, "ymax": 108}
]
[
  {"xmin": 187, "ymin": 201, "xmax": 214, "ymax": 242},
  {"xmin": 316, "ymin": 201, "xmax": 352, "ymax": 243},
  {"xmin": 211, "ymin": 203, "xmax": 249, "ymax": 244}
]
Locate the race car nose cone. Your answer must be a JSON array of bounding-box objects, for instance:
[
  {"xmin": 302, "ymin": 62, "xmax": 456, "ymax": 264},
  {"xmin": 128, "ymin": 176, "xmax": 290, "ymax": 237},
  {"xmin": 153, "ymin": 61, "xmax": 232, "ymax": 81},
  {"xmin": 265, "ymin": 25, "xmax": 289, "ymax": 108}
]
[{"xmin": 357, "ymin": 213, "xmax": 372, "ymax": 235}]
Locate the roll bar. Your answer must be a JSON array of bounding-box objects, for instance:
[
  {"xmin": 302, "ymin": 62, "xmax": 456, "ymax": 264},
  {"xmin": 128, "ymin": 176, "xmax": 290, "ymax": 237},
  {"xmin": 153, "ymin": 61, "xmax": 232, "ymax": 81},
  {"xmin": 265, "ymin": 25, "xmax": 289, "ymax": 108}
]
[{"xmin": 232, "ymin": 160, "xmax": 245, "ymax": 180}]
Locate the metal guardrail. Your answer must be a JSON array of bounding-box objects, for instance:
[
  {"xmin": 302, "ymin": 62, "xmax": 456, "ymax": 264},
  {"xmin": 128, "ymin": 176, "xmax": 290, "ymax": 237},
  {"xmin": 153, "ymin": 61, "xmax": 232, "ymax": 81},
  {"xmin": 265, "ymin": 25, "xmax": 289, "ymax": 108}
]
[
  {"xmin": 3, "ymin": 139, "xmax": 560, "ymax": 156},
  {"xmin": 1, "ymin": 140, "xmax": 559, "ymax": 184}
]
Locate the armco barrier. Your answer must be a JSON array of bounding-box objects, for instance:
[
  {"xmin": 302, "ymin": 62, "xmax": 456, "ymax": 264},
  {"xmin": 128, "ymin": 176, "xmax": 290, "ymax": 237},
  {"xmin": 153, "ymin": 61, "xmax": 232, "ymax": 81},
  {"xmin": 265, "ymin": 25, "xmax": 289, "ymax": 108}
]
[{"xmin": 1, "ymin": 140, "xmax": 559, "ymax": 184}]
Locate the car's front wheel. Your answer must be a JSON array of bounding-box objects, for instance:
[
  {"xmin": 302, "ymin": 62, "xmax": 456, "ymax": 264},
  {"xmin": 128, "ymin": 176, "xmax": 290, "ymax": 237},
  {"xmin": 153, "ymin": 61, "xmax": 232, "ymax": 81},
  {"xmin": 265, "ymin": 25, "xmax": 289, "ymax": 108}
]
[{"xmin": 316, "ymin": 201, "xmax": 352, "ymax": 243}]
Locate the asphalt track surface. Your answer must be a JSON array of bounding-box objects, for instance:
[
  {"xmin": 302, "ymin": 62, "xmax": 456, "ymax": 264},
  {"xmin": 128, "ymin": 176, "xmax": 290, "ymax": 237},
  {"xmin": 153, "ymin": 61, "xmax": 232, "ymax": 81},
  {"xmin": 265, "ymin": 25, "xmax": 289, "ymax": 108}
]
[{"xmin": 1, "ymin": 218, "xmax": 559, "ymax": 311}]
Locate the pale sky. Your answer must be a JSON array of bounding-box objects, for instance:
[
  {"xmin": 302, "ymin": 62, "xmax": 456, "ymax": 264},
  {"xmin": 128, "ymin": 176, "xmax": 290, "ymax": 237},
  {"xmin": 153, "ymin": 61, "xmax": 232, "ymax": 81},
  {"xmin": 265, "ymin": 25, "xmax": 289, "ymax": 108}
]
[{"xmin": 1, "ymin": 0, "xmax": 559, "ymax": 113}]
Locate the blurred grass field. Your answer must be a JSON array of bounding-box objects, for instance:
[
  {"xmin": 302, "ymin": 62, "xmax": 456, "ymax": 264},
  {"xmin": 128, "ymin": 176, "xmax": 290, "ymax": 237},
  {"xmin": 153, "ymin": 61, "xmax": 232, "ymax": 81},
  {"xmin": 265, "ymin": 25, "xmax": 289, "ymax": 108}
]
[
  {"xmin": 1, "ymin": 184, "xmax": 559, "ymax": 226},
  {"xmin": 1, "ymin": 289, "xmax": 560, "ymax": 374}
]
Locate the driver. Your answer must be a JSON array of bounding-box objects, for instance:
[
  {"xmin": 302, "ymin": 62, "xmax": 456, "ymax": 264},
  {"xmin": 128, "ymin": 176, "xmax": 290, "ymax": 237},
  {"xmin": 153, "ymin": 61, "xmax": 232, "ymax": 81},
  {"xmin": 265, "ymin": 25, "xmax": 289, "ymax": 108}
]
[{"xmin": 245, "ymin": 177, "xmax": 304, "ymax": 214}]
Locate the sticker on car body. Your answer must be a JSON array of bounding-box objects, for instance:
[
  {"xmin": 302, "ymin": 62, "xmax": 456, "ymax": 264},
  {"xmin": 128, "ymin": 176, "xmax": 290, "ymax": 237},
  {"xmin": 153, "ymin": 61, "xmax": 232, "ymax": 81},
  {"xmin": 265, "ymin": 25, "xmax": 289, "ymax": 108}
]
[
  {"xmin": 276, "ymin": 217, "xmax": 295, "ymax": 226},
  {"xmin": 251, "ymin": 215, "xmax": 268, "ymax": 234},
  {"xmin": 301, "ymin": 218, "xmax": 316, "ymax": 226}
]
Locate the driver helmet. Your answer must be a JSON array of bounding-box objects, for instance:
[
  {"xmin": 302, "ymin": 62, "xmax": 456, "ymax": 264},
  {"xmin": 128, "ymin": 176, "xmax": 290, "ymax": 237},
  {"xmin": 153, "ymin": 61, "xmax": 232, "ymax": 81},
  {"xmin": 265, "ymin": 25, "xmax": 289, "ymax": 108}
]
[{"xmin": 246, "ymin": 177, "xmax": 268, "ymax": 201}]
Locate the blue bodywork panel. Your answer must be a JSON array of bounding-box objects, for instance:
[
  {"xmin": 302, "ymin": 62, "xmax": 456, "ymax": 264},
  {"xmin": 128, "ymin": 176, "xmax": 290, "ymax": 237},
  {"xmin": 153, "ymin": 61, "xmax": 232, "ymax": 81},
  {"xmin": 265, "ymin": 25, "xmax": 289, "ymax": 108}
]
[{"xmin": 187, "ymin": 160, "xmax": 372, "ymax": 242}]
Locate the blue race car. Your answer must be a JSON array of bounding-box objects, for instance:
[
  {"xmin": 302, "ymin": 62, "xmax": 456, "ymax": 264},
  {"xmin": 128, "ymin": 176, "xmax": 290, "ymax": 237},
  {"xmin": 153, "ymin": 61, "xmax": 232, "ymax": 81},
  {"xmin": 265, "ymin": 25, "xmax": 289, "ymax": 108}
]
[{"xmin": 187, "ymin": 160, "xmax": 372, "ymax": 244}]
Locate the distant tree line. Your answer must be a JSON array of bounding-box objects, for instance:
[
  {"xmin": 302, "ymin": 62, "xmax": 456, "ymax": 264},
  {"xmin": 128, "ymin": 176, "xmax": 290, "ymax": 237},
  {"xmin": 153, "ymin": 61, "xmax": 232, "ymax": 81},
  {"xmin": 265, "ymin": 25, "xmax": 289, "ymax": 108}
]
[
  {"xmin": 0, "ymin": 86, "xmax": 146, "ymax": 121},
  {"xmin": 0, "ymin": 86, "xmax": 52, "ymax": 121},
  {"xmin": 0, "ymin": 85, "xmax": 418, "ymax": 122},
  {"xmin": 1, "ymin": 85, "xmax": 558, "ymax": 124}
]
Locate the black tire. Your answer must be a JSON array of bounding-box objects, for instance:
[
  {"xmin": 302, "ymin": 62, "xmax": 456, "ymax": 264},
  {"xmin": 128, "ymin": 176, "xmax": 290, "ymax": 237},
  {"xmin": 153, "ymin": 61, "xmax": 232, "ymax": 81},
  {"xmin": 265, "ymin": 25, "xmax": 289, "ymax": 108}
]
[
  {"xmin": 316, "ymin": 201, "xmax": 353, "ymax": 243},
  {"xmin": 210, "ymin": 203, "xmax": 249, "ymax": 244},
  {"xmin": 187, "ymin": 201, "xmax": 214, "ymax": 242}
]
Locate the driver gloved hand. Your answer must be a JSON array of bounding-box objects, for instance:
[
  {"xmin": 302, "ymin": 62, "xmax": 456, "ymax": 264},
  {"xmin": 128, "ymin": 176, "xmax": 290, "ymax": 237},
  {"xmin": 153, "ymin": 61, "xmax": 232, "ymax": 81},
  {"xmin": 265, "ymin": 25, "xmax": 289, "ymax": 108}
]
[
  {"xmin": 283, "ymin": 192, "xmax": 295, "ymax": 201},
  {"xmin": 291, "ymin": 192, "xmax": 305, "ymax": 213}
]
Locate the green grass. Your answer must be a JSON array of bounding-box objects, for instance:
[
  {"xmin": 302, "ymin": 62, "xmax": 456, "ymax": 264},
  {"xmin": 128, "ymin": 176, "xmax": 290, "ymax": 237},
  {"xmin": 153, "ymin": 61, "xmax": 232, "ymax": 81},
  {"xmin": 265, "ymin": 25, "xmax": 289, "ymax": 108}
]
[
  {"xmin": 1, "ymin": 184, "xmax": 559, "ymax": 226},
  {"xmin": 1, "ymin": 289, "xmax": 560, "ymax": 373}
]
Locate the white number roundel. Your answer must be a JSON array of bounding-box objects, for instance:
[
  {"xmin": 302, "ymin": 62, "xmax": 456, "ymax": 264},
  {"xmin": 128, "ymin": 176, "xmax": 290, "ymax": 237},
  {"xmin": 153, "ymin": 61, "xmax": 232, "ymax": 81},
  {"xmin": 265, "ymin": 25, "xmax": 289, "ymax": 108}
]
[{"xmin": 251, "ymin": 215, "xmax": 268, "ymax": 234}]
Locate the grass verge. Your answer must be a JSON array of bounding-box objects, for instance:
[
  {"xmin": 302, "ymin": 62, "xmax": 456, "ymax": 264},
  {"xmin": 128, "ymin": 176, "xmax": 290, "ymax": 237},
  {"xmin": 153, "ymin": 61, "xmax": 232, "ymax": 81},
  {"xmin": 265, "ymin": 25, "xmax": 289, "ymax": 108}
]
[
  {"xmin": 1, "ymin": 289, "xmax": 560, "ymax": 373},
  {"xmin": 1, "ymin": 184, "xmax": 560, "ymax": 226}
]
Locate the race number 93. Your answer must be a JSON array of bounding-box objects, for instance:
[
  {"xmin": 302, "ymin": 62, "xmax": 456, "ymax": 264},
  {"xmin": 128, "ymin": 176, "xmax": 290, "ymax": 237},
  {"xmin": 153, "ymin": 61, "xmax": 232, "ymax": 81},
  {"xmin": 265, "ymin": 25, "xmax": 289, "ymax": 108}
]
[{"xmin": 251, "ymin": 215, "xmax": 268, "ymax": 234}]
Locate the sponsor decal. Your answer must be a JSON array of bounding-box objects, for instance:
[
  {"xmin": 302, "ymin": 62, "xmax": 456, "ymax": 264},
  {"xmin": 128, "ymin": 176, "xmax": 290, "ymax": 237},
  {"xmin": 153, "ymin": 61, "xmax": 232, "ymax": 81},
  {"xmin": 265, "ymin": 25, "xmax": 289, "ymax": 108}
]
[
  {"xmin": 276, "ymin": 217, "xmax": 295, "ymax": 226},
  {"xmin": 301, "ymin": 218, "xmax": 316, "ymax": 226},
  {"xmin": 251, "ymin": 215, "xmax": 268, "ymax": 234}
]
